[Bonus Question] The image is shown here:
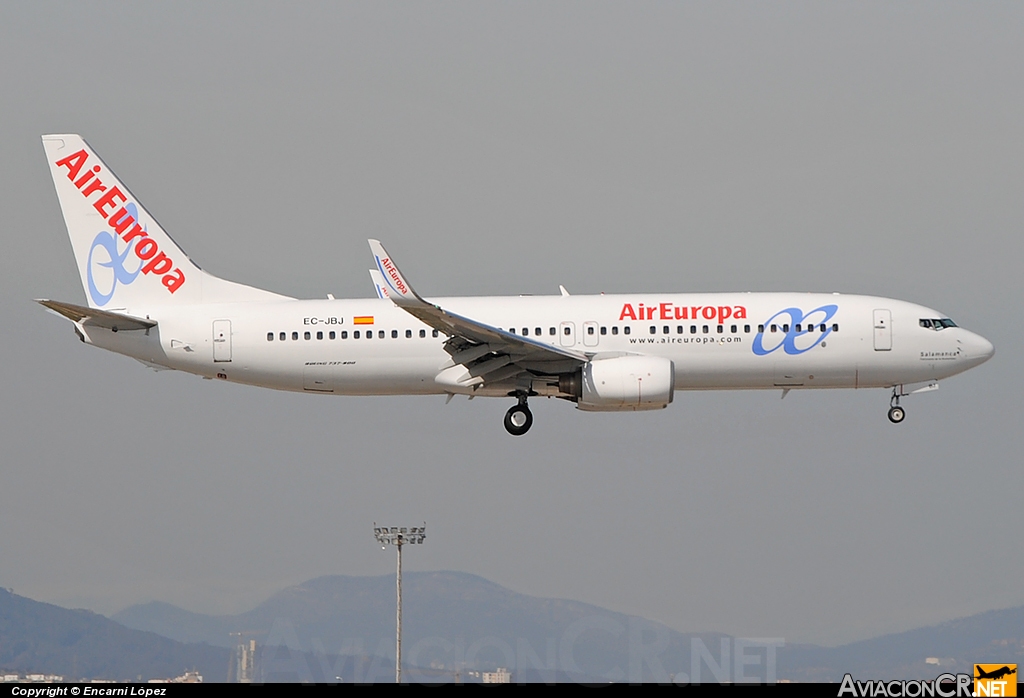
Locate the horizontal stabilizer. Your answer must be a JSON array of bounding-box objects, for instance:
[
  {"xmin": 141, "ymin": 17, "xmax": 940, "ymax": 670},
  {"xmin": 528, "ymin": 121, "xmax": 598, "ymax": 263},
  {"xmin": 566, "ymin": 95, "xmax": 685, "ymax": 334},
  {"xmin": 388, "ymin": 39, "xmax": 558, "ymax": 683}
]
[{"xmin": 36, "ymin": 299, "xmax": 156, "ymax": 331}]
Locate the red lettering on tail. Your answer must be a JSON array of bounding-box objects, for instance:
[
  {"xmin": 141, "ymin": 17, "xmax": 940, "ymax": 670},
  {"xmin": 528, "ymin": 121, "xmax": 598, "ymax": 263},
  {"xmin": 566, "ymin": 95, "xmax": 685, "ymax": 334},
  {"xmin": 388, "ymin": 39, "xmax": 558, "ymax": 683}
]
[{"xmin": 54, "ymin": 150, "xmax": 187, "ymax": 296}]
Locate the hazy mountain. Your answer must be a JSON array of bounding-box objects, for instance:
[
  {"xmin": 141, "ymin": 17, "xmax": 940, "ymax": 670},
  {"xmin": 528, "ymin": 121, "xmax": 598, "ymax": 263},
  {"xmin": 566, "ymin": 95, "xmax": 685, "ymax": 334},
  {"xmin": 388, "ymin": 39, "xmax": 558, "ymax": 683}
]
[
  {"xmin": 780, "ymin": 606, "xmax": 1024, "ymax": 681},
  {"xmin": 113, "ymin": 571, "xmax": 1024, "ymax": 682},
  {"xmin": 5, "ymin": 573, "xmax": 1022, "ymax": 682},
  {"xmin": 0, "ymin": 587, "xmax": 230, "ymax": 681},
  {"xmin": 114, "ymin": 571, "xmax": 734, "ymax": 682}
]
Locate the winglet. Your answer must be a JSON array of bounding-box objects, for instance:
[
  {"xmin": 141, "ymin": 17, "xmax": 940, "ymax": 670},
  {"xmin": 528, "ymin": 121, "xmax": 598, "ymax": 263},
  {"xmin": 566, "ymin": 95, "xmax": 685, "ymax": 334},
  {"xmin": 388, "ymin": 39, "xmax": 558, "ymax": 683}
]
[
  {"xmin": 368, "ymin": 269, "xmax": 389, "ymax": 299},
  {"xmin": 367, "ymin": 239, "xmax": 427, "ymax": 307}
]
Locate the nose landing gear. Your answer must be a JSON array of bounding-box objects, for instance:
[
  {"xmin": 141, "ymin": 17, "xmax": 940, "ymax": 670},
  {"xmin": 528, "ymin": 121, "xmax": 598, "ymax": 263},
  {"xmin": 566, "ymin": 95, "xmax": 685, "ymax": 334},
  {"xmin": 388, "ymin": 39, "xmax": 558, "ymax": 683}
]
[
  {"xmin": 888, "ymin": 388, "xmax": 906, "ymax": 424},
  {"xmin": 504, "ymin": 394, "xmax": 533, "ymax": 436}
]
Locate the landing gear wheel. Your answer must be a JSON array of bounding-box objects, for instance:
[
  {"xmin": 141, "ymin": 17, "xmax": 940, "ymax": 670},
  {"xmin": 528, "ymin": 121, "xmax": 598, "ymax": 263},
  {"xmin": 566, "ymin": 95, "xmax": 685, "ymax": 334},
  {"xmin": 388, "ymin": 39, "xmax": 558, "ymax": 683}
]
[
  {"xmin": 887, "ymin": 406, "xmax": 906, "ymax": 424},
  {"xmin": 504, "ymin": 404, "xmax": 533, "ymax": 436}
]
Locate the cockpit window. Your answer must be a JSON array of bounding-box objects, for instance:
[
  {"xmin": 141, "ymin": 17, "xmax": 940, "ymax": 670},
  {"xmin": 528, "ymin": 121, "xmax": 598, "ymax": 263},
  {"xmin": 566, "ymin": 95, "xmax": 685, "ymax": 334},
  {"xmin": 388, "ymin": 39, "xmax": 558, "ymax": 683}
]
[{"xmin": 920, "ymin": 318, "xmax": 957, "ymax": 330}]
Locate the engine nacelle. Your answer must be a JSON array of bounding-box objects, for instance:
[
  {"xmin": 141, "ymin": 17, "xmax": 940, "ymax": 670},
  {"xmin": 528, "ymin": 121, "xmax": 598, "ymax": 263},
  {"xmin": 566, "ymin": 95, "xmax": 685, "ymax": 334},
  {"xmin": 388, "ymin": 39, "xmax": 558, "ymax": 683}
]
[{"xmin": 574, "ymin": 355, "xmax": 675, "ymax": 411}]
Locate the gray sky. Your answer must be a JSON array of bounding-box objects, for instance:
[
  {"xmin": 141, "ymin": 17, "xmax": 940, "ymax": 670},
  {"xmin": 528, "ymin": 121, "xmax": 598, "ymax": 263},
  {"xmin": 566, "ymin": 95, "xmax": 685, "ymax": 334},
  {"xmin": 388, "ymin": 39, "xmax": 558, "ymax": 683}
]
[{"xmin": 1, "ymin": 2, "xmax": 1021, "ymax": 646}]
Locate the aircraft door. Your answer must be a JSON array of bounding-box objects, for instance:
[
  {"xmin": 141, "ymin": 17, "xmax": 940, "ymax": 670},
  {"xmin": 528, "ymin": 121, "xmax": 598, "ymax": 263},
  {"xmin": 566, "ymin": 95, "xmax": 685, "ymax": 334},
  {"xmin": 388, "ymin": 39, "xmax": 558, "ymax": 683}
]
[
  {"xmin": 583, "ymin": 321, "xmax": 599, "ymax": 347},
  {"xmin": 213, "ymin": 319, "xmax": 232, "ymax": 362},
  {"xmin": 559, "ymin": 321, "xmax": 576, "ymax": 347},
  {"xmin": 873, "ymin": 309, "xmax": 892, "ymax": 351}
]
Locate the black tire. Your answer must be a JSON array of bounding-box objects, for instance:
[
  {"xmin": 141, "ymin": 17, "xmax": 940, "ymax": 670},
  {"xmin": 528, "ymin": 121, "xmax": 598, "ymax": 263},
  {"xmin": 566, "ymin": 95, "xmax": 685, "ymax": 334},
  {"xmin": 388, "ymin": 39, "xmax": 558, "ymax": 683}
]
[
  {"xmin": 887, "ymin": 406, "xmax": 905, "ymax": 424},
  {"xmin": 504, "ymin": 404, "xmax": 533, "ymax": 436}
]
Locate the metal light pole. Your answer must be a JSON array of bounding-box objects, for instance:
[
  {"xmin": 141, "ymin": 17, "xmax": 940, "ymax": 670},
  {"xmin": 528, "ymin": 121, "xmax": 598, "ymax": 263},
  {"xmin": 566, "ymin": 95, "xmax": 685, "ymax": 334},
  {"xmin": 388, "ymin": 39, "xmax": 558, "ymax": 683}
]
[{"xmin": 374, "ymin": 523, "xmax": 426, "ymax": 684}]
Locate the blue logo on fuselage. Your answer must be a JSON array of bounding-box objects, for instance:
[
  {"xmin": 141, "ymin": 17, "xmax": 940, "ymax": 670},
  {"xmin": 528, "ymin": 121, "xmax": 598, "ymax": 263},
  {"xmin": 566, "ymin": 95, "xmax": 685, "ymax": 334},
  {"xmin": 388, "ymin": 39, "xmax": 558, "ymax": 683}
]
[{"xmin": 752, "ymin": 304, "xmax": 839, "ymax": 356}]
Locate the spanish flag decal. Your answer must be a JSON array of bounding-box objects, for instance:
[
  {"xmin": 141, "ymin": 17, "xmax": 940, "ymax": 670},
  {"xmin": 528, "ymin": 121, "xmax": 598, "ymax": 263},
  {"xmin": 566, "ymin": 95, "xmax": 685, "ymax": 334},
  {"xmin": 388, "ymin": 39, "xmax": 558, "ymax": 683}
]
[{"xmin": 353, "ymin": 316, "xmax": 374, "ymax": 325}]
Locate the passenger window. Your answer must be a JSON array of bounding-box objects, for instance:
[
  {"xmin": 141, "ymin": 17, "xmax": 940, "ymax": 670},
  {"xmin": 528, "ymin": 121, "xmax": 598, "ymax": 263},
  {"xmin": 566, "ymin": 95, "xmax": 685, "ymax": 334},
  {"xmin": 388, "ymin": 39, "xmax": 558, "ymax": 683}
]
[
  {"xmin": 663, "ymin": 326, "xmax": 669, "ymax": 334},
  {"xmin": 795, "ymin": 324, "xmax": 802, "ymax": 332},
  {"xmin": 600, "ymin": 326, "xmax": 607, "ymax": 335},
  {"xmin": 819, "ymin": 324, "xmax": 826, "ymax": 332},
  {"xmin": 535, "ymin": 328, "xmax": 542, "ymax": 336},
  {"xmin": 406, "ymin": 329, "xmax": 412, "ymax": 338},
  {"xmin": 432, "ymin": 330, "xmax": 439, "ymax": 337},
  {"xmin": 392, "ymin": 330, "xmax": 398, "ymax": 339},
  {"xmin": 523, "ymin": 328, "xmax": 529, "ymax": 336},
  {"xmin": 341, "ymin": 331, "xmax": 348, "ymax": 339},
  {"xmin": 920, "ymin": 319, "xmax": 932, "ymax": 328},
  {"xmin": 292, "ymin": 331, "xmax": 299, "ymax": 340},
  {"xmin": 782, "ymin": 324, "xmax": 790, "ymax": 332},
  {"xmin": 509, "ymin": 328, "xmax": 516, "ymax": 334},
  {"xmin": 611, "ymin": 326, "xmax": 619, "ymax": 335},
  {"xmin": 587, "ymin": 326, "xmax": 595, "ymax": 335},
  {"xmin": 770, "ymin": 325, "xmax": 776, "ymax": 333},
  {"xmin": 758, "ymin": 325, "xmax": 764, "ymax": 333},
  {"xmin": 730, "ymin": 324, "xmax": 737, "ymax": 333},
  {"xmin": 832, "ymin": 323, "xmax": 839, "ymax": 332},
  {"xmin": 703, "ymin": 325, "xmax": 709, "ymax": 334},
  {"xmin": 267, "ymin": 332, "xmax": 274, "ymax": 341},
  {"xmin": 420, "ymin": 329, "xmax": 426, "ymax": 338},
  {"xmin": 316, "ymin": 331, "xmax": 323, "ymax": 340},
  {"xmin": 744, "ymin": 325, "xmax": 750, "ymax": 333},
  {"xmin": 329, "ymin": 331, "xmax": 336, "ymax": 340},
  {"xmin": 564, "ymin": 327, "xmax": 571, "ymax": 335},
  {"xmin": 690, "ymin": 325, "xmax": 696, "ymax": 334},
  {"xmin": 677, "ymin": 325, "xmax": 683, "ymax": 334},
  {"xmin": 378, "ymin": 330, "xmax": 385, "ymax": 339},
  {"xmin": 280, "ymin": 332, "xmax": 286, "ymax": 341},
  {"xmin": 304, "ymin": 331, "xmax": 311, "ymax": 340},
  {"xmin": 624, "ymin": 326, "xmax": 631, "ymax": 335},
  {"xmin": 650, "ymin": 325, "xmax": 656, "ymax": 334},
  {"xmin": 717, "ymin": 325, "xmax": 723, "ymax": 333},
  {"xmin": 549, "ymin": 327, "xmax": 556, "ymax": 336}
]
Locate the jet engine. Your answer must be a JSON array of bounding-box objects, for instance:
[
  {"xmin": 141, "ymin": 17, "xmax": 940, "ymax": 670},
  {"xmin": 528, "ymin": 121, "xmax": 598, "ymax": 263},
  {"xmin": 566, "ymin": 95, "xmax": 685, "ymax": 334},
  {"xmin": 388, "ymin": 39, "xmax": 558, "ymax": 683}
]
[{"xmin": 559, "ymin": 355, "xmax": 675, "ymax": 411}]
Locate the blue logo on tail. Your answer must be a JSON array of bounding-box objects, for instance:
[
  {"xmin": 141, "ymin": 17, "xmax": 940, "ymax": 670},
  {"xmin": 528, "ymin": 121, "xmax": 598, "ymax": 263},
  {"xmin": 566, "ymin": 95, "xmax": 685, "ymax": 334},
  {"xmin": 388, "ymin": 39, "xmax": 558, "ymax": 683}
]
[{"xmin": 86, "ymin": 203, "xmax": 144, "ymax": 306}]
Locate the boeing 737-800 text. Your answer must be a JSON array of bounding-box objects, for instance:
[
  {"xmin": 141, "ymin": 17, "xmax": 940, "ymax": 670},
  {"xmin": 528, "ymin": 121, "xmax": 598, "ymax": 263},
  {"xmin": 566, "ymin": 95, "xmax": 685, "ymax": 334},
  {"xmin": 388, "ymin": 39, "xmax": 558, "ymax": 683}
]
[{"xmin": 38, "ymin": 135, "xmax": 994, "ymax": 435}]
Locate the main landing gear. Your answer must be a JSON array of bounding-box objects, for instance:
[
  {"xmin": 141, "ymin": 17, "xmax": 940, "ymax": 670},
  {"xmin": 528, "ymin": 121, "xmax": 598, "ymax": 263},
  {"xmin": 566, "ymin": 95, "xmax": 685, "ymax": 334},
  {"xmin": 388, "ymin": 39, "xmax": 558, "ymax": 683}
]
[
  {"xmin": 888, "ymin": 388, "xmax": 906, "ymax": 424},
  {"xmin": 504, "ymin": 394, "xmax": 534, "ymax": 436}
]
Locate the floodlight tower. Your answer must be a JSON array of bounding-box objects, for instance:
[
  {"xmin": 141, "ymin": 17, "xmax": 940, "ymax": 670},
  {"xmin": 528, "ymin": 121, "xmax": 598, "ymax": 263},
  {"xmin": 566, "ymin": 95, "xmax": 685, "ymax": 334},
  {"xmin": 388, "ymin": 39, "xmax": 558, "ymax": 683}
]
[{"xmin": 374, "ymin": 523, "xmax": 426, "ymax": 684}]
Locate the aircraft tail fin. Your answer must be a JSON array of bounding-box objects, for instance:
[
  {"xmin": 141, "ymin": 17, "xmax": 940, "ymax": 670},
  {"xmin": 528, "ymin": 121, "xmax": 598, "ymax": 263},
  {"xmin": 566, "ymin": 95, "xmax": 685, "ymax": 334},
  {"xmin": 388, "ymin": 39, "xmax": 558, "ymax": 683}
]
[{"xmin": 42, "ymin": 135, "xmax": 287, "ymax": 309}]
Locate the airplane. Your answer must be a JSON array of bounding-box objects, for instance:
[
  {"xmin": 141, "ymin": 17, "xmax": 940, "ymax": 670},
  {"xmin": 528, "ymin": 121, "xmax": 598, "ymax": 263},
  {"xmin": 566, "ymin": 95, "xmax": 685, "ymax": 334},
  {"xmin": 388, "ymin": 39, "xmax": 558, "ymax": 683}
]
[
  {"xmin": 975, "ymin": 666, "xmax": 1017, "ymax": 681},
  {"xmin": 37, "ymin": 134, "xmax": 995, "ymax": 436}
]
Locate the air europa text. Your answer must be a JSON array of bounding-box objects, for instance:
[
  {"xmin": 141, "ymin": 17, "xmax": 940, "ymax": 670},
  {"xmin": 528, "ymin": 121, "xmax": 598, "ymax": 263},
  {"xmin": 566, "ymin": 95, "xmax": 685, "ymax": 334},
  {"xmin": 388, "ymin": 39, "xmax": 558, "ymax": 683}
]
[
  {"xmin": 55, "ymin": 149, "xmax": 185, "ymax": 294},
  {"xmin": 378, "ymin": 256, "xmax": 408, "ymax": 295},
  {"xmin": 619, "ymin": 303, "xmax": 747, "ymax": 324}
]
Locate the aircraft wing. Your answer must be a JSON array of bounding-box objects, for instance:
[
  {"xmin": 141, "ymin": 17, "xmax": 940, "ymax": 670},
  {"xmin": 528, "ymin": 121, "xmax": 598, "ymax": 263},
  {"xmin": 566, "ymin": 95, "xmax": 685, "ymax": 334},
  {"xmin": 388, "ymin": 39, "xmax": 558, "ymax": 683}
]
[
  {"xmin": 36, "ymin": 299, "xmax": 157, "ymax": 331},
  {"xmin": 368, "ymin": 240, "xmax": 588, "ymax": 387}
]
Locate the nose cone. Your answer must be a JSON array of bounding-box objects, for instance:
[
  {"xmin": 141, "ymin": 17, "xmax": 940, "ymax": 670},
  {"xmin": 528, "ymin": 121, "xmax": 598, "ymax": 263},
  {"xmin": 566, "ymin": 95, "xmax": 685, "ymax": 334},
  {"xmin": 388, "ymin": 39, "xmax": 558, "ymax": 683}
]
[{"xmin": 962, "ymin": 331, "xmax": 995, "ymax": 367}]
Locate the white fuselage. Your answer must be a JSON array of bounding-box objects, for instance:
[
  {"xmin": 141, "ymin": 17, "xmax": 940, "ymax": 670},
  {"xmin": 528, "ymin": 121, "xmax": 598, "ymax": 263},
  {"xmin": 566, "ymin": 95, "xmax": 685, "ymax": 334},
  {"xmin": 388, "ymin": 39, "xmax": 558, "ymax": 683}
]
[
  {"xmin": 80, "ymin": 292, "xmax": 994, "ymax": 399},
  {"xmin": 39, "ymin": 135, "xmax": 995, "ymax": 430}
]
